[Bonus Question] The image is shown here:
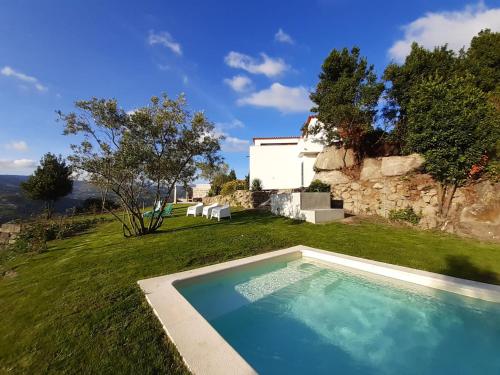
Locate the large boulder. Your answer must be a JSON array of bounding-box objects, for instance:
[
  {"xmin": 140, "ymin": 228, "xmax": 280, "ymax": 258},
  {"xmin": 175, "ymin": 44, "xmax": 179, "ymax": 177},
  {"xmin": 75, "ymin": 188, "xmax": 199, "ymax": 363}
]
[
  {"xmin": 314, "ymin": 147, "xmax": 355, "ymax": 171},
  {"xmin": 314, "ymin": 170, "xmax": 351, "ymax": 185},
  {"xmin": 458, "ymin": 203, "xmax": 500, "ymax": 241},
  {"xmin": 381, "ymin": 153, "xmax": 424, "ymax": 177},
  {"xmin": 360, "ymin": 158, "xmax": 382, "ymax": 181}
]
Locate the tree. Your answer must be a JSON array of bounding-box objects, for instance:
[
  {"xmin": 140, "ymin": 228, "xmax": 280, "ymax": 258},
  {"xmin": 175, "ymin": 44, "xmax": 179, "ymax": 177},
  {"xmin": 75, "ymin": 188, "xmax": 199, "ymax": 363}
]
[
  {"xmin": 406, "ymin": 74, "xmax": 499, "ymax": 217},
  {"xmin": 309, "ymin": 47, "xmax": 383, "ymax": 161},
  {"xmin": 21, "ymin": 153, "xmax": 73, "ymax": 218},
  {"xmin": 465, "ymin": 29, "xmax": 500, "ymax": 94},
  {"xmin": 58, "ymin": 93, "xmax": 221, "ymax": 237},
  {"xmin": 228, "ymin": 169, "xmax": 237, "ymax": 180},
  {"xmin": 383, "ymin": 43, "xmax": 459, "ymax": 148}
]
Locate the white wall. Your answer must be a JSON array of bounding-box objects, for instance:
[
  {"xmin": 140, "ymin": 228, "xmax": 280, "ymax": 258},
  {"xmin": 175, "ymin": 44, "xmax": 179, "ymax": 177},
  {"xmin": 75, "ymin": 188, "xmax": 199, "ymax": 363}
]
[{"xmin": 249, "ymin": 144, "xmax": 301, "ymax": 190}]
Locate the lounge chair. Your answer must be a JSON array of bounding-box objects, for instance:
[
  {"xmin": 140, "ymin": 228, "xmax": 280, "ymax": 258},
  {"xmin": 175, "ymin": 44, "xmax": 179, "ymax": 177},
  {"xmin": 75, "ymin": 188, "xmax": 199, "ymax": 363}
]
[
  {"xmin": 143, "ymin": 202, "xmax": 174, "ymax": 218},
  {"xmin": 202, "ymin": 203, "xmax": 220, "ymax": 218},
  {"xmin": 210, "ymin": 205, "xmax": 231, "ymax": 221},
  {"xmin": 186, "ymin": 202, "xmax": 203, "ymax": 217}
]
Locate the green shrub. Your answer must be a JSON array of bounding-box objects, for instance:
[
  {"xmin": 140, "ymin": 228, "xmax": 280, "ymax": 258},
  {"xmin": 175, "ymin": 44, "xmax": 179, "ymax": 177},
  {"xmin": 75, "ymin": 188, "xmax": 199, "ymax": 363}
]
[
  {"xmin": 220, "ymin": 179, "xmax": 247, "ymax": 196},
  {"xmin": 388, "ymin": 207, "xmax": 421, "ymax": 225},
  {"xmin": 250, "ymin": 178, "xmax": 262, "ymax": 192},
  {"xmin": 305, "ymin": 179, "xmax": 330, "ymax": 192},
  {"xmin": 77, "ymin": 197, "xmax": 119, "ymax": 214},
  {"xmin": 8, "ymin": 217, "xmax": 108, "ymax": 254}
]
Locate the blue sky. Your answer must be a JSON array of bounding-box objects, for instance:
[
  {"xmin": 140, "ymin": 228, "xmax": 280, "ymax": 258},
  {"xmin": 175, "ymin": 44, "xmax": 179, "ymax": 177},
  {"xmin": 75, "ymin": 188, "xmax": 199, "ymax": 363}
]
[{"xmin": 1, "ymin": 0, "xmax": 499, "ymax": 178}]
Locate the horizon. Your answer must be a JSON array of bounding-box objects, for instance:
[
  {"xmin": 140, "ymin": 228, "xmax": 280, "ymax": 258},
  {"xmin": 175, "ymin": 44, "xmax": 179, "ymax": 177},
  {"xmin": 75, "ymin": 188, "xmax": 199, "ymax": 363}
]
[{"xmin": 1, "ymin": 0, "xmax": 500, "ymax": 178}]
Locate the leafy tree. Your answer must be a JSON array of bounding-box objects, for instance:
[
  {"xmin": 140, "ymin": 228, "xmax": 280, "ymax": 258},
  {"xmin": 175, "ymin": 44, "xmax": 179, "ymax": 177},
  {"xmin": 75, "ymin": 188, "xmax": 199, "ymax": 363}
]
[
  {"xmin": 465, "ymin": 29, "xmax": 500, "ymax": 93},
  {"xmin": 406, "ymin": 74, "xmax": 499, "ymax": 217},
  {"xmin": 309, "ymin": 47, "xmax": 383, "ymax": 161},
  {"xmin": 58, "ymin": 93, "xmax": 221, "ymax": 237},
  {"xmin": 250, "ymin": 178, "xmax": 262, "ymax": 192},
  {"xmin": 383, "ymin": 43, "xmax": 459, "ymax": 148},
  {"xmin": 21, "ymin": 153, "xmax": 73, "ymax": 218},
  {"xmin": 228, "ymin": 169, "xmax": 237, "ymax": 180}
]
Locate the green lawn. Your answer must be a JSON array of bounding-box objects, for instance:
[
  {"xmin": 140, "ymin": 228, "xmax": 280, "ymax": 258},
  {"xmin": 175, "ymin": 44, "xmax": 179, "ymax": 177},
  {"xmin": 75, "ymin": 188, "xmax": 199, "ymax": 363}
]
[{"xmin": 1, "ymin": 206, "xmax": 499, "ymax": 374}]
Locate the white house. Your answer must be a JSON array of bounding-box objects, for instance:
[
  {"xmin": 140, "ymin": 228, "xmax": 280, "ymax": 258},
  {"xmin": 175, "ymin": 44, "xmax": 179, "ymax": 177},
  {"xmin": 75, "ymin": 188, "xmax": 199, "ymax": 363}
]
[{"xmin": 249, "ymin": 117, "xmax": 330, "ymax": 190}]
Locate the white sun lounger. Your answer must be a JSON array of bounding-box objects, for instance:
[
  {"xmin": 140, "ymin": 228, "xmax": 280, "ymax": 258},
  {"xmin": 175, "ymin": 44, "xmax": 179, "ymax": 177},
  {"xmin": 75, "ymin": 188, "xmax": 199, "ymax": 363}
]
[
  {"xmin": 186, "ymin": 202, "xmax": 203, "ymax": 217},
  {"xmin": 210, "ymin": 205, "xmax": 231, "ymax": 221},
  {"xmin": 202, "ymin": 203, "xmax": 220, "ymax": 218}
]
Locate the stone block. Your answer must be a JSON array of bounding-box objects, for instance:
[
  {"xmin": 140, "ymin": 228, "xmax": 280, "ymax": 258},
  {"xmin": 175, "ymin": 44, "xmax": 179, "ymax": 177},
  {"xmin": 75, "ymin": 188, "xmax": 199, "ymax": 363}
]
[
  {"xmin": 360, "ymin": 158, "xmax": 383, "ymax": 181},
  {"xmin": 314, "ymin": 170, "xmax": 351, "ymax": 185},
  {"xmin": 314, "ymin": 147, "xmax": 355, "ymax": 170},
  {"xmin": 381, "ymin": 153, "xmax": 424, "ymax": 177}
]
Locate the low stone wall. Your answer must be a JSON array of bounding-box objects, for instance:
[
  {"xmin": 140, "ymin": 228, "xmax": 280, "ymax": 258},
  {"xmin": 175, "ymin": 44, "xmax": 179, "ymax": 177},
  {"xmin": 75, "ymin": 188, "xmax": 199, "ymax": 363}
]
[
  {"xmin": 0, "ymin": 223, "xmax": 22, "ymax": 246},
  {"xmin": 202, "ymin": 190, "xmax": 270, "ymax": 209},
  {"xmin": 313, "ymin": 148, "xmax": 499, "ymax": 241}
]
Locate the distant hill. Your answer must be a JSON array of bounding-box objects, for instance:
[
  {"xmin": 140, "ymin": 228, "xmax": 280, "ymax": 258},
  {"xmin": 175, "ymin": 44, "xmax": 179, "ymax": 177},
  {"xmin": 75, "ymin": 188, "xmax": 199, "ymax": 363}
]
[{"xmin": 0, "ymin": 175, "xmax": 102, "ymax": 223}]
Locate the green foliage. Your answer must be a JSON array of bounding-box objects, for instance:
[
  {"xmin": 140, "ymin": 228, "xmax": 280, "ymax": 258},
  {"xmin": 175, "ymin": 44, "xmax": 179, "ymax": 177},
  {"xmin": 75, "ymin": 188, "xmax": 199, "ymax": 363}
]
[
  {"xmin": 250, "ymin": 178, "xmax": 262, "ymax": 192},
  {"xmin": 388, "ymin": 207, "xmax": 421, "ymax": 225},
  {"xmin": 228, "ymin": 169, "xmax": 237, "ymax": 180},
  {"xmin": 309, "ymin": 47, "xmax": 384, "ymax": 156},
  {"xmin": 76, "ymin": 197, "xmax": 119, "ymax": 214},
  {"xmin": 58, "ymin": 93, "xmax": 221, "ymax": 236},
  {"xmin": 21, "ymin": 153, "xmax": 73, "ymax": 218},
  {"xmin": 220, "ymin": 179, "xmax": 247, "ymax": 196},
  {"xmin": 383, "ymin": 43, "xmax": 459, "ymax": 147},
  {"xmin": 465, "ymin": 29, "xmax": 500, "ymax": 93},
  {"xmin": 406, "ymin": 74, "xmax": 500, "ymax": 186},
  {"xmin": 305, "ymin": 179, "xmax": 331, "ymax": 192},
  {"xmin": 210, "ymin": 173, "xmax": 233, "ymax": 195},
  {"xmin": 8, "ymin": 217, "xmax": 107, "ymax": 254}
]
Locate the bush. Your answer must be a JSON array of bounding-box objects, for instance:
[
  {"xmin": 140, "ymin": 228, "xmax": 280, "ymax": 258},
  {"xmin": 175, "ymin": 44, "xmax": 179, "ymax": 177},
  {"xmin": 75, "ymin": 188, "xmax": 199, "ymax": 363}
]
[
  {"xmin": 388, "ymin": 207, "xmax": 421, "ymax": 225},
  {"xmin": 251, "ymin": 178, "xmax": 262, "ymax": 192},
  {"xmin": 220, "ymin": 179, "xmax": 247, "ymax": 196},
  {"xmin": 8, "ymin": 217, "xmax": 108, "ymax": 254},
  {"xmin": 77, "ymin": 197, "xmax": 119, "ymax": 214},
  {"xmin": 305, "ymin": 179, "xmax": 330, "ymax": 192}
]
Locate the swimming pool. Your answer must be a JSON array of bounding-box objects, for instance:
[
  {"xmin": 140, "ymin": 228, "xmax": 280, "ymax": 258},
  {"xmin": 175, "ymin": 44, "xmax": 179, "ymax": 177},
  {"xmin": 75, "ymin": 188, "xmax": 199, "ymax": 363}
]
[{"xmin": 138, "ymin": 246, "xmax": 500, "ymax": 375}]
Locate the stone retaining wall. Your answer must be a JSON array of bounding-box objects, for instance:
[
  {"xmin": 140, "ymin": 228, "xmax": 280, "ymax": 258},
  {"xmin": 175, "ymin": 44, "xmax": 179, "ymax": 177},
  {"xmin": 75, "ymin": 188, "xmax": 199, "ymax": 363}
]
[
  {"xmin": 0, "ymin": 223, "xmax": 22, "ymax": 245},
  {"xmin": 313, "ymin": 148, "xmax": 499, "ymax": 241},
  {"xmin": 202, "ymin": 190, "xmax": 270, "ymax": 209}
]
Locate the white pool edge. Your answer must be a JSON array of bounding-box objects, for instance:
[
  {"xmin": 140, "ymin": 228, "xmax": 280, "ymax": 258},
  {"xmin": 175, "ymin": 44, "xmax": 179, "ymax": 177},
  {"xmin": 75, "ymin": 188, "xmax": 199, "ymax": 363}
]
[{"xmin": 138, "ymin": 245, "xmax": 500, "ymax": 375}]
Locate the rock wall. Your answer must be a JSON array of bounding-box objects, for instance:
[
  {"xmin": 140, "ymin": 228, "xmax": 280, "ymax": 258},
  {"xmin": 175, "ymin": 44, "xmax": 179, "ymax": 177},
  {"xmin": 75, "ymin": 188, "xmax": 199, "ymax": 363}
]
[
  {"xmin": 203, "ymin": 191, "xmax": 270, "ymax": 209},
  {"xmin": 0, "ymin": 223, "xmax": 22, "ymax": 246},
  {"xmin": 313, "ymin": 148, "xmax": 499, "ymax": 242}
]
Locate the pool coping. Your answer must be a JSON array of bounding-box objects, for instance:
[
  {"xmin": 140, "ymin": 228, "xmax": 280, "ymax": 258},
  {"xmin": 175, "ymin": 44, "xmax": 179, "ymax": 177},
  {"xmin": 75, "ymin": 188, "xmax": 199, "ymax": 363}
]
[{"xmin": 137, "ymin": 245, "xmax": 500, "ymax": 375}]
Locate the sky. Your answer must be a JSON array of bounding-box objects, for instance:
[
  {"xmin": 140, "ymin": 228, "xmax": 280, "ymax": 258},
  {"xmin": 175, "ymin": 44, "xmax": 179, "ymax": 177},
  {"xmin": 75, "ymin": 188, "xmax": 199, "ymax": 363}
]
[{"xmin": 1, "ymin": 0, "xmax": 499, "ymax": 178}]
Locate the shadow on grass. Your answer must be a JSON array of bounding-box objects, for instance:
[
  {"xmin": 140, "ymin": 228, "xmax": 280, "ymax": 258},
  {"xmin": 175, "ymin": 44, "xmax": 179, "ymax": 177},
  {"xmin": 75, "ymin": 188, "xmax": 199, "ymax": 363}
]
[
  {"xmin": 152, "ymin": 210, "xmax": 281, "ymax": 235},
  {"xmin": 443, "ymin": 255, "xmax": 499, "ymax": 284}
]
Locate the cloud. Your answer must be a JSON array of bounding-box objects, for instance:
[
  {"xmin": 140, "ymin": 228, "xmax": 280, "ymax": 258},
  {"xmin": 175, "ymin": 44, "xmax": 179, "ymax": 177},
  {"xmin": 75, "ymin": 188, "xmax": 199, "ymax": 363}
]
[
  {"xmin": 148, "ymin": 31, "xmax": 182, "ymax": 56},
  {"xmin": 389, "ymin": 2, "xmax": 500, "ymax": 62},
  {"xmin": 275, "ymin": 28, "xmax": 294, "ymax": 44},
  {"xmin": 5, "ymin": 140, "xmax": 28, "ymax": 152},
  {"xmin": 238, "ymin": 83, "xmax": 312, "ymax": 113},
  {"xmin": 0, "ymin": 159, "xmax": 36, "ymax": 173},
  {"xmin": 222, "ymin": 135, "xmax": 249, "ymax": 152},
  {"xmin": 224, "ymin": 75, "xmax": 252, "ymax": 92},
  {"xmin": 224, "ymin": 52, "xmax": 288, "ymax": 77},
  {"xmin": 211, "ymin": 125, "xmax": 249, "ymax": 153},
  {"xmin": 1, "ymin": 66, "xmax": 47, "ymax": 92}
]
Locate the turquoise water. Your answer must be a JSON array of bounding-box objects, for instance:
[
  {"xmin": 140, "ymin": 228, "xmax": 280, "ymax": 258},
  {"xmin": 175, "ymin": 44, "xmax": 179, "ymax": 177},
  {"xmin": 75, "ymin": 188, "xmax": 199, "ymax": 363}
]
[{"xmin": 178, "ymin": 258, "xmax": 500, "ymax": 374}]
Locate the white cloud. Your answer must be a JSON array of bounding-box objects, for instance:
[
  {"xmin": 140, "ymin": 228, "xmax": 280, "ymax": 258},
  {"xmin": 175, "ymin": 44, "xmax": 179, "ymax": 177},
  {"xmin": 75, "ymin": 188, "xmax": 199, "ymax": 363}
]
[
  {"xmin": 0, "ymin": 159, "xmax": 36, "ymax": 173},
  {"xmin": 224, "ymin": 52, "xmax": 288, "ymax": 77},
  {"xmin": 211, "ymin": 125, "xmax": 249, "ymax": 153},
  {"xmin": 1, "ymin": 66, "xmax": 48, "ymax": 92},
  {"xmin": 217, "ymin": 119, "xmax": 245, "ymax": 130},
  {"xmin": 238, "ymin": 83, "xmax": 312, "ymax": 113},
  {"xmin": 389, "ymin": 2, "xmax": 500, "ymax": 62},
  {"xmin": 224, "ymin": 75, "xmax": 252, "ymax": 92},
  {"xmin": 275, "ymin": 28, "xmax": 294, "ymax": 44},
  {"xmin": 148, "ymin": 31, "xmax": 182, "ymax": 56},
  {"xmin": 5, "ymin": 141, "xmax": 28, "ymax": 152},
  {"xmin": 222, "ymin": 135, "xmax": 249, "ymax": 152}
]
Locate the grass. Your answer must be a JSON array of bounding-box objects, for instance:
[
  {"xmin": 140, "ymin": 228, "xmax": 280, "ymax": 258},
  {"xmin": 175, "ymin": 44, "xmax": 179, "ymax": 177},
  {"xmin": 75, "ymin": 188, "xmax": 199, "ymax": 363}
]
[{"xmin": 1, "ymin": 205, "xmax": 499, "ymax": 374}]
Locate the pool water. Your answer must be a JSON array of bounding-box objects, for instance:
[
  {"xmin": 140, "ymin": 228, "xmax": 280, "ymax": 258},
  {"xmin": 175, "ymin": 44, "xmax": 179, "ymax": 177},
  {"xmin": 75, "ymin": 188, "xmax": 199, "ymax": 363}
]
[{"xmin": 178, "ymin": 258, "xmax": 500, "ymax": 374}]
